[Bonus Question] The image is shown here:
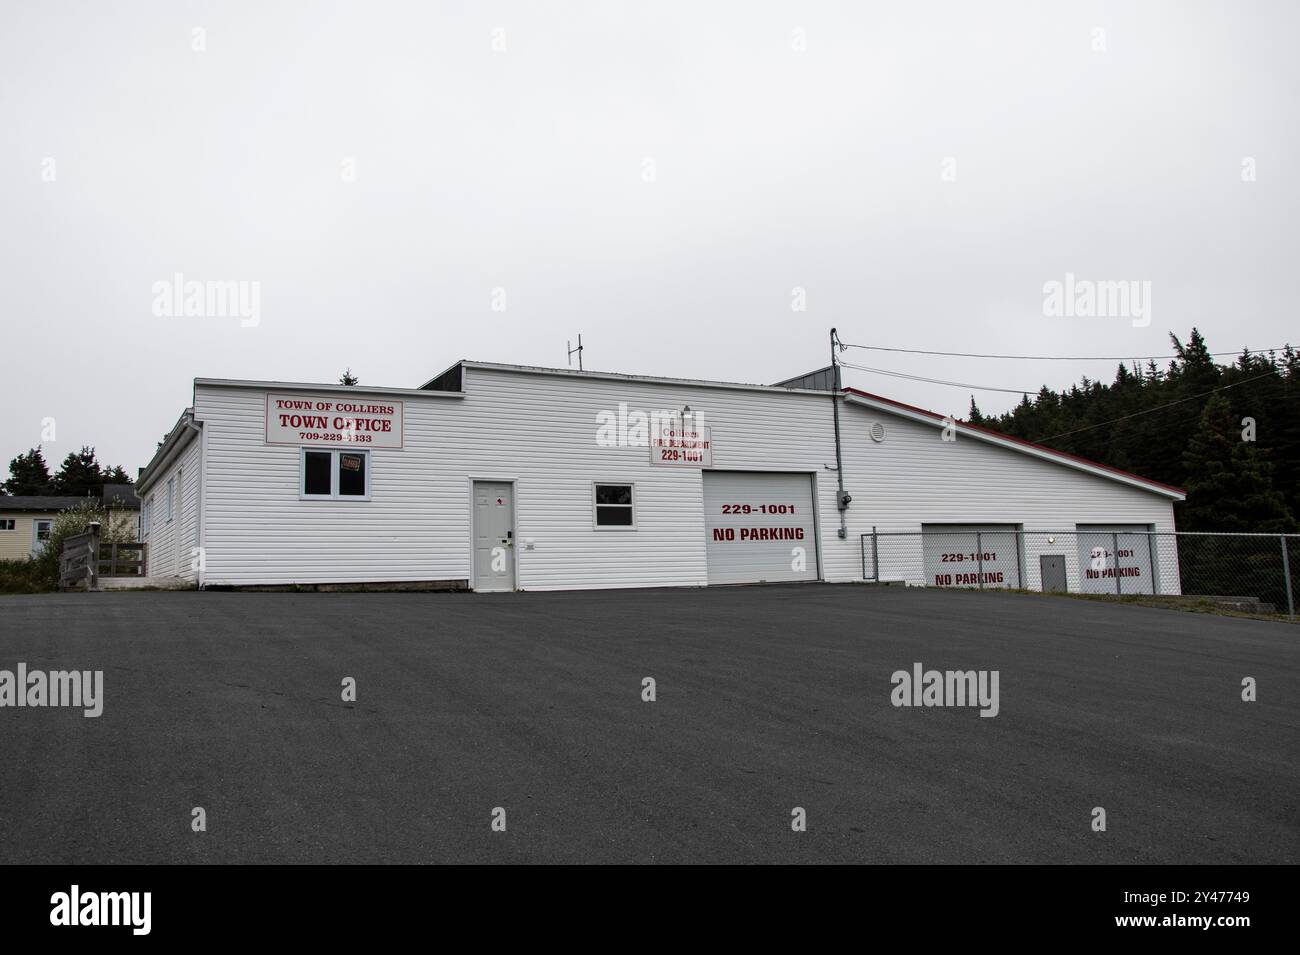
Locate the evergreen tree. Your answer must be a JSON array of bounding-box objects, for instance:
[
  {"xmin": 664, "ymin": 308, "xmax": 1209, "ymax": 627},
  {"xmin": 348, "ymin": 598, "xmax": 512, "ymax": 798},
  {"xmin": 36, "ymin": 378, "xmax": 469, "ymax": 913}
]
[
  {"xmin": 340, "ymin": 369, "xmax": 359, "ymax": 386},
  {"xmin": 50, "ymin": 446, "xmax": 104, "ymax": 497},
  {"xmin": 967, "ymin": 396, "xmax": 985, "ymax": 425},
  {"xmin": 3, "ymin": 447, "xmax": 53, "ymax": 496},
  {"xmin": 1170, "ymin": 328, "xmax": 1220, "ymax": 394},
  {"xmin": 1179, "ymin": 395, "xmax": 1294, "ymax": 532},
  {"xmin": 980, "ymin": 329, "xmax": 1300, "ymax": 528},
  {"xmin": 102, "ymin": 465, "xmax": 133, "ymax": 485}
]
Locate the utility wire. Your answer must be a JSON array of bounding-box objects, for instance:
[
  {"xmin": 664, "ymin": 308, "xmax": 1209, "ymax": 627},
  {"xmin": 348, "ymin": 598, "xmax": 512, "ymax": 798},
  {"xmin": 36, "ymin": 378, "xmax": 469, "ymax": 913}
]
[
  {"xmin": 837, "ymin": 360, "xmax": 1281, "ymax": 438},
  {"xmin": 1035, "ymin": 371, "xmax": 1278, "ymax": 442},
  {"xmin": 838, "ymin": 359, "xmax": 1038, "ymax": 395},
  {"xmin": 839, "ymin": 342, "xmax": 1290, "ymax": 362}
]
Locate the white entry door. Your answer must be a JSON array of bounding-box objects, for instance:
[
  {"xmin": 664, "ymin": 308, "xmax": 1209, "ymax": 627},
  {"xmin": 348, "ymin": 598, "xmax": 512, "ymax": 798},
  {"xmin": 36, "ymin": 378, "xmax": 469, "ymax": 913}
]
[
  {"xmin": 473, "ymin": 481, "xmax": 516, "ymax": 591},
  {"xmin": 31, "ymin": 519, "xmax": 53, "ymax": 558}
]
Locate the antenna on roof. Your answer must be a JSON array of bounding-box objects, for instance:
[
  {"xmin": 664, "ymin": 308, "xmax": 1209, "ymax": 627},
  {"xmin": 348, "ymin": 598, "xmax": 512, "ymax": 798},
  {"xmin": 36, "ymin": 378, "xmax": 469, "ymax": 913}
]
[{"xmin": 567, "ymin": 334, "xmax": 584, "ymax": 371}]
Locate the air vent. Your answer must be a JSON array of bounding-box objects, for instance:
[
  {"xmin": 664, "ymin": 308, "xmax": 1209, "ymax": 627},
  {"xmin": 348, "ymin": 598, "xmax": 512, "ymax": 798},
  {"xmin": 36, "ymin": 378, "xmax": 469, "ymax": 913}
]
[{"xmin": 870, "ymin": 422, "xmax": 886, "ymax": 443}]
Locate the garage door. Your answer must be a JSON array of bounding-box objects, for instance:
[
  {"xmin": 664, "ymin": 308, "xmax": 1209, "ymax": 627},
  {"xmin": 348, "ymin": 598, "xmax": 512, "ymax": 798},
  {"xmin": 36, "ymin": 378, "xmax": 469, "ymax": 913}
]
[
  {"xmin": 1076, "ymin": 524, "xmax": 1155, "ymax": 595},
  {"xmin": 922, "ymin": 523, "xmax": 1022, "ymax": 589},
  {"xmin": 703, "ymin": 471, "xmax": 818, "ymax": 584}
]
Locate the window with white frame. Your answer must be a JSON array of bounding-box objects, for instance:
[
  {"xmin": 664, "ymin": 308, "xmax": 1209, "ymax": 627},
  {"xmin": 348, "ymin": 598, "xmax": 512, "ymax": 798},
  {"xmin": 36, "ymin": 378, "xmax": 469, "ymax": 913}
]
[
  {"xmin": 142, "ymin": 498, "xmax": 152, "ymax": 538},
  {"xmin": 593, "ymin": 483, "xmax": 635, "ymax": 528},
  {"xmin": 166, "ymin": 476, "xmax": 175, "ymax": 522},
  {"xmin": 301, "ymin": 449, "xmax": 370, "ymax": 499},
  {"xmin": 0, "ymin": 519, "xmax": 15, "ymax": 531}
]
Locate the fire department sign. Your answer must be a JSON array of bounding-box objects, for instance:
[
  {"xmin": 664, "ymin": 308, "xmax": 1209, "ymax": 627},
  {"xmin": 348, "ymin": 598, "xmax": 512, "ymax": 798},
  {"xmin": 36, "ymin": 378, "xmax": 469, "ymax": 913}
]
[{"xmin": 650, "ymin": 425, "xmax": 712, "ymax": 467}]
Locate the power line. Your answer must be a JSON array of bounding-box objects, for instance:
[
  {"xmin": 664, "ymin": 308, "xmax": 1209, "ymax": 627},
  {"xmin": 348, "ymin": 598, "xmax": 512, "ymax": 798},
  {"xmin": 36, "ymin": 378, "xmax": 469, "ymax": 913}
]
[
  {"xmin": 839, "ymin": 341, "xmax": 1290, "ymax": 362},
  {"xmin": 838, "ymin": 359, "xmax": 1038, "ymax": 395},
  {"xmin": 837, "ymin": 359, "xmax": 1282, "ymax": 437},
  {"xmin": 1035, "ymin": 371, "xmax": 1277, "ymax": 442}
]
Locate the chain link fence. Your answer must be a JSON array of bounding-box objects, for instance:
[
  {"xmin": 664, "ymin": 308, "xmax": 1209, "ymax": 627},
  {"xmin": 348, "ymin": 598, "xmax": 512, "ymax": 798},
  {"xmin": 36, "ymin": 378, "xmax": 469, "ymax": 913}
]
[{"xmin": 861, "ymin": 529, "xmax": 1297, "ymax": 619}]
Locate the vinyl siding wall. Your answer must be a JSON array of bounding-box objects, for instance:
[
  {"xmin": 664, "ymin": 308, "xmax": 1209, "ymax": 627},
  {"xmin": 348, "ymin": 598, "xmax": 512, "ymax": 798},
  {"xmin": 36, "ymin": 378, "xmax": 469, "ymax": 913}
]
[
  {"xmin": 142, "ymin": 435, "xmax": 201, "ymax": 581},
  {"xmin": 181, "ymin": 367, "xmax": 1178, "ymax": 591},
  {"xmin": 0, "ymin": 513, "xmax": 58, "ymax": 561},
  {"xmin": 838, "ymin": 402, "xmax": 1180, "ymax": 592},
  {"xmin": 193, "ymin": 369, "xmax": 842, "ymax": 588}
]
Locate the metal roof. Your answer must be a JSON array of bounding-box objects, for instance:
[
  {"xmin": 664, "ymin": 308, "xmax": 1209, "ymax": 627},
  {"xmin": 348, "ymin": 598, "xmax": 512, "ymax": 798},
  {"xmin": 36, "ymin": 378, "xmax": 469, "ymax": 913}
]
[{"xmin": 420, "ymin": 359, "xmax": 833, "ymax": 396}]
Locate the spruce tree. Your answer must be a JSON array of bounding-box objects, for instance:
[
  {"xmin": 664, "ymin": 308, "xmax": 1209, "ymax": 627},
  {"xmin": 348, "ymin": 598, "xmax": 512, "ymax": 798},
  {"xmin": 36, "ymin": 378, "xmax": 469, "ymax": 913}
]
[
  {"xmin": 3, "ymin": 447, "xmax": 53, "ymax": 496},
  {"xmin": 1180, "ymin": 395, "xmax": 1294, "ymax": 532},
  {"xmin": 50, "ymin": 446, "xmax": 104, "ymax": 497},
  {"xmin": 102, "ymin": 465, "xmax": 133, "ymax": 485}
]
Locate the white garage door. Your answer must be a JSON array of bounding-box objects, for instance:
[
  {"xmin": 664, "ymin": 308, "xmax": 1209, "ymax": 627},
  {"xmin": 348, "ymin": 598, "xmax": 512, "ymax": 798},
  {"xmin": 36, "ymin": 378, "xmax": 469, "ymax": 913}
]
[
  {"xmin": 922, "ymin": 524, "xmax": 1022, "ymax": 589},
  {"xmin": 1076, "ymin": 524, "xmax": 1155, "ymax": 595},
  {"xmin": 703, "ymin": 471, "xmax": 818, "ymax": 585}
]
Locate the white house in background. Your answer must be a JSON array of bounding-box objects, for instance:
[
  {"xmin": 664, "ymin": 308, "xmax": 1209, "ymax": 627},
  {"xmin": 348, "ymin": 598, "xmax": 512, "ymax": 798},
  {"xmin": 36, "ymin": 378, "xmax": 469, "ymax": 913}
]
[
  {"xmin": 0, "ymin": 489, "xmax": 140, "ymax": 561},
  {"xmin": 131, "ymin": 359, "xmax": 1184, "ymax": 592},
  {"xmin": 0, "ymin": 497, "xmax": 87, "ymax": 560}
]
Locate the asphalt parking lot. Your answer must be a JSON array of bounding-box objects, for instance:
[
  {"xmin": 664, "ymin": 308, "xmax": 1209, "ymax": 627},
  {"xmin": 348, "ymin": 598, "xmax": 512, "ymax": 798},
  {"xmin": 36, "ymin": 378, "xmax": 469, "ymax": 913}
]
[{"xmin": 0, "ymin": 584, "xmax": 1295, "ymax": 864}]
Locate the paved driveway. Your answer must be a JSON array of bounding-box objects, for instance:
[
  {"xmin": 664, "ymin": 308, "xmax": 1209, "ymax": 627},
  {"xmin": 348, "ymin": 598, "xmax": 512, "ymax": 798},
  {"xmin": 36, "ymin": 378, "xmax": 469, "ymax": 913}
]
[{"xmin": 0, "ymin": 585, "xmax": 1295, "ymax": 863}]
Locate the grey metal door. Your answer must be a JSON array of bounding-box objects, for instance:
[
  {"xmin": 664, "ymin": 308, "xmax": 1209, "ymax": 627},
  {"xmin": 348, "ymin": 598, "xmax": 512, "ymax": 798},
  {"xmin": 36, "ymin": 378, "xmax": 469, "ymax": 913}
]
[
  {"xmin": 1040, "ymin": 554, "xmax": 1067, "ymax": 592},
  {"xmin": 473, "ymin": 481, "xmax": 515, "ymax": 591}
]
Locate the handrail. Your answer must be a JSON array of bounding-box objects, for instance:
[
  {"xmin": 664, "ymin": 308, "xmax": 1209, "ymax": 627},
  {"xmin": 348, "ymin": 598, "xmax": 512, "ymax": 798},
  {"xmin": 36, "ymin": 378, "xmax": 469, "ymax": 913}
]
[{"xmin": 99, "ymin": 541, "xmax": 147, "ymax": 577}]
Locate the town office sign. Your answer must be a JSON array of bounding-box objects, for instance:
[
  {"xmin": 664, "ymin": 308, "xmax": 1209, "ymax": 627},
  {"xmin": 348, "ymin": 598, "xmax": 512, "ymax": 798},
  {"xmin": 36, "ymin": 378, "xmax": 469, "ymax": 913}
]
[{"xmin": 265, "ymin": 393, "xmax": 404, "ymax": 449}]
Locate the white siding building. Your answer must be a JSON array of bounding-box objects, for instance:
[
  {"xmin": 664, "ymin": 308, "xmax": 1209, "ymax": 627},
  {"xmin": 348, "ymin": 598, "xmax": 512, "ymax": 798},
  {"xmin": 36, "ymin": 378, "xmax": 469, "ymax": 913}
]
[{"xmin": 132, "ymin": 360, "xmax": 1184, "ymax": 593}]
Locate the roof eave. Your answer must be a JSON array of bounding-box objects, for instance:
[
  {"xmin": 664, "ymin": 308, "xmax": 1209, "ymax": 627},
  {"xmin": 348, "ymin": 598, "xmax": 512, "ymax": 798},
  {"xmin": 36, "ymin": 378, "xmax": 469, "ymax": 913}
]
[
  {"xmin": 136, "ymin": 411, "xmax": 199, "ymax": 494},
  {"xmin": 195, "ymin": 377, "xmax": 466, "ymax": 399},
  {"xmin": 457, "ymin": 360, "xmax": 834, "ymax": 396}
]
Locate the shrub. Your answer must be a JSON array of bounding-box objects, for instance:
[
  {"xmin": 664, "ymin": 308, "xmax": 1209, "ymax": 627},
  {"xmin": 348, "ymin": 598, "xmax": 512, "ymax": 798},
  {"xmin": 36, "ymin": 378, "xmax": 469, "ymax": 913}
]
[{"xmin": 0, "ymin": 558, "xmax": 51, "ymax": 594}]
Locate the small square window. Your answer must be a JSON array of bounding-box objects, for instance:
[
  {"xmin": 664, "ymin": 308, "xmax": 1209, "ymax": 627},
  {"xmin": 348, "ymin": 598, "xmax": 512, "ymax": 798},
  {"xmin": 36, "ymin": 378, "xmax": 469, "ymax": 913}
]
[
  {"xmin": 301, "ymin": 449, "xmax": 370, "ymax": 500},
  {"xmin": 593, "ymin": 483, "xmax": 635, "ymax": 528},
  {"xmin": 0, "ymin": 519, "xmax": 15, "ymax": 531}
]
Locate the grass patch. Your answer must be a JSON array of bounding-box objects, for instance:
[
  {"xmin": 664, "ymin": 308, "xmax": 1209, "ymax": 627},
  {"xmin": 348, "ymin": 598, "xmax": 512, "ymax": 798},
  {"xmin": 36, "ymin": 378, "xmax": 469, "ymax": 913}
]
[{"xmin": 972, "ymin": 586, "xmax": 1298, "ymax": 624}]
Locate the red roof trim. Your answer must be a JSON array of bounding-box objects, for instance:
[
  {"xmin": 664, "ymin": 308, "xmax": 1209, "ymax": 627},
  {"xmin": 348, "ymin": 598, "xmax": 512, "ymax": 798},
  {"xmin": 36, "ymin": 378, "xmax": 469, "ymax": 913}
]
[{"xmin": 842, "ymin": 387, "xmax": 1186, "ymax": 497}]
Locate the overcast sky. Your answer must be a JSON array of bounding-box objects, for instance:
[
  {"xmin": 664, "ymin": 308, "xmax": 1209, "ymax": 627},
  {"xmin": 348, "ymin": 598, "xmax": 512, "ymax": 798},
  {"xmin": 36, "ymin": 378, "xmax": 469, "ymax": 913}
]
[{"xmin": 2, "ymin": 1, "xmax": 1296, "ymax": 477}]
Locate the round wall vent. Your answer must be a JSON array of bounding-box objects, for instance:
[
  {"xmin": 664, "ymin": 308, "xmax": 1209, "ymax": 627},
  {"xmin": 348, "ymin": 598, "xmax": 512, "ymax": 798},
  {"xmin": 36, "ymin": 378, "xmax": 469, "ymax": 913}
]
[{"xmin": 869, "ymin": 422, "xmax": 886, "ymax": 443}]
